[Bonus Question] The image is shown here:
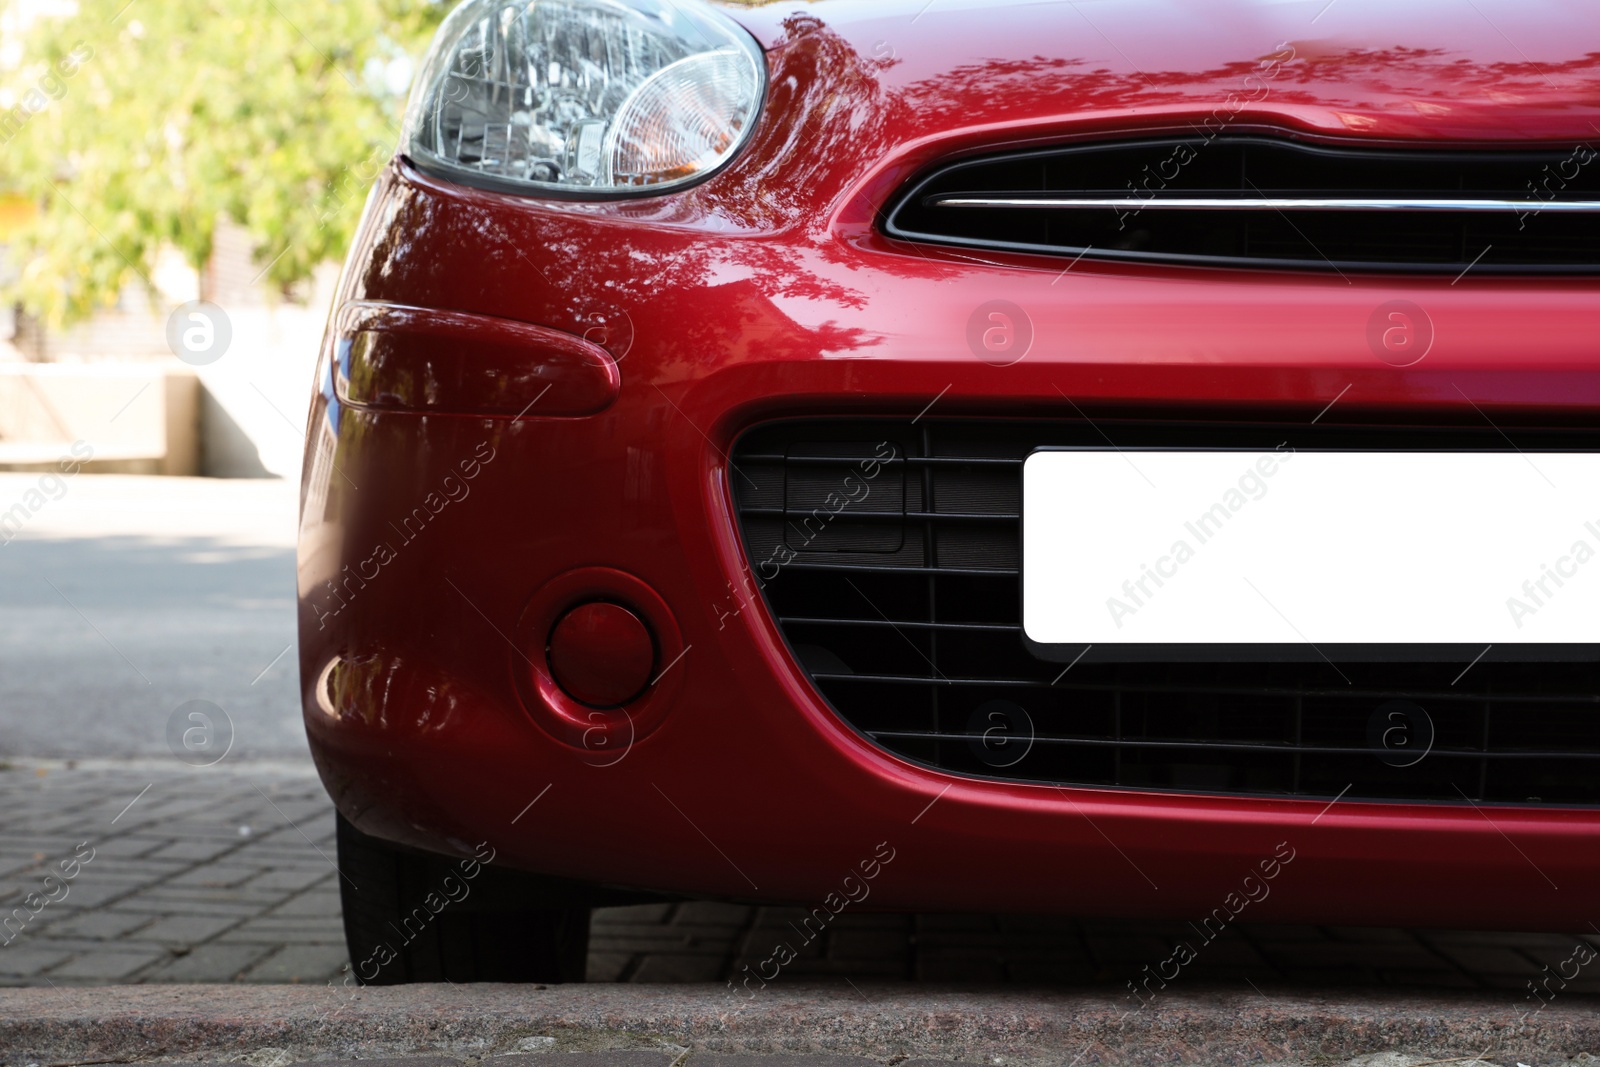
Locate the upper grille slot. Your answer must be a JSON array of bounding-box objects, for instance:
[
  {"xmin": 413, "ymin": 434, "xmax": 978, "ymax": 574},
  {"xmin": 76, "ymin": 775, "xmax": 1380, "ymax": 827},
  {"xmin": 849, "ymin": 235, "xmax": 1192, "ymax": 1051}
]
[{"xmin": 882, "ymin": 137, "xmax": 1600, "ymax": 274}]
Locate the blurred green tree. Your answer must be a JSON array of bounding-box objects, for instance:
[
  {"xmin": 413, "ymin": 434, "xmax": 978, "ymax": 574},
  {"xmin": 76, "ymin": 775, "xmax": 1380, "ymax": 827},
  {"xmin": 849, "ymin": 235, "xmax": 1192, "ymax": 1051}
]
[{"xmin": 0, "ymin": 0, "xmax": 447, "ymax": 324}]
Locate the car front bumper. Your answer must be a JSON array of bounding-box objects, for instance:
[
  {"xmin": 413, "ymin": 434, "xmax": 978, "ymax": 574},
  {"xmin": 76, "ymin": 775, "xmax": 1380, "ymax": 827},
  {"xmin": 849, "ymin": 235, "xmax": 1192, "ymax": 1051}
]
[{"xmin": 297, "ymin": 155, "xmax": 1600, "ymax": 930}]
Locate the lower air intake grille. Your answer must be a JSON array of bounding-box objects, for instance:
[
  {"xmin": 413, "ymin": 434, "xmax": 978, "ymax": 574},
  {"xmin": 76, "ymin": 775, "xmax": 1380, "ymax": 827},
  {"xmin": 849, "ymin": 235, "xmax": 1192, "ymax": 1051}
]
[
  {"xmin": 882, "ymin": 137, "xmax": 1600, "ymax": 274},
  {"xmin": 730, "ymin": 419, "xmax": 1600, "ymax": 806}
]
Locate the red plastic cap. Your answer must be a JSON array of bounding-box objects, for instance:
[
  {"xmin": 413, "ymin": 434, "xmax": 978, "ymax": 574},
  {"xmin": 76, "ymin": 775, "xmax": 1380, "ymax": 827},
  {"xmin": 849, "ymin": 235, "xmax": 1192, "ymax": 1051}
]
[{"xmin": 547, "ymin": 601, "xmax": 656, "ymax": 708}]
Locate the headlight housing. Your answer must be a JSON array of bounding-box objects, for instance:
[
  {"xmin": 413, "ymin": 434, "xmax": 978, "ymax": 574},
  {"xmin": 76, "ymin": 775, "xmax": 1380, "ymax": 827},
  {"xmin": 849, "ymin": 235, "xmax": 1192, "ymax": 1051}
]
[{"xmin": 402, "ymin": 0, "xmax": 766, "ymax": 198}]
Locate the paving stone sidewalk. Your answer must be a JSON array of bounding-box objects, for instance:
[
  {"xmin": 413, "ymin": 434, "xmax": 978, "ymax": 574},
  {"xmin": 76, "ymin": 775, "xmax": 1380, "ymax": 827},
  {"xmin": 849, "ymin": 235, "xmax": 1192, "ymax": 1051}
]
[
  {"xmin": 9, "ymin": 983, "xmax": 1600, "ymax": 1067},
  {"xmin": 0, "ymin": 759, "xmax": 345, "ymax": 986},
  {"xmin": 94, "ymin": 1059, "xmax": 1600, "ymax": 1067},
  {"xmin": 1, "ymin": 759, "xmax": 1597, "ymax": 998},
  {"xmin": 158, "ymin": 1058, "xmax": 979, "ymax": 1067},
  {"xmin": 0, "ymin": 1060, "xmax": 1023, "ymax": 1067}
]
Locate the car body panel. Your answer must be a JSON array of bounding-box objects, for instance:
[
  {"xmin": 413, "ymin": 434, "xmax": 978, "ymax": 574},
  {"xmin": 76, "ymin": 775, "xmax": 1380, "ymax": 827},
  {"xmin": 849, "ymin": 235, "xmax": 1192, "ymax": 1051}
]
[
  {"xmin": 724, "ymin": 0, "xmax": 1600, "ymax": 144},
  {"xmin": 299, "ymin": 0, "xmax": 1600, "ymax": 929}
]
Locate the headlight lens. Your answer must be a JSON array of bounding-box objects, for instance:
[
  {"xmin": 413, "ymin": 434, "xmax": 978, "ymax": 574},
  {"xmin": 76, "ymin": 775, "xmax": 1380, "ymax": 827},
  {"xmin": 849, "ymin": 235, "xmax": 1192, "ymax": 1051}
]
[{"xmin": 403, "ymin": 0, "xmax": 765, "ymax": 197}]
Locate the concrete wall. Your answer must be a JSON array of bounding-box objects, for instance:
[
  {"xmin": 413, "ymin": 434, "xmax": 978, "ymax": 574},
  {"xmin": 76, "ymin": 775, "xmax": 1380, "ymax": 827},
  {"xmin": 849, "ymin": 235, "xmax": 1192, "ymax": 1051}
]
[
  {"xmin": 0, "ymin": 364, "xmax": 200, "ymax": 476},
  {"xmin": 191, "ymin": 299, "xmax": 330, "ymax": 481},
  {"xmin": 0, "ymin": 215, "xmax": 337, "ymax": 480},
  {"xmin": 0, "ymin": 285, "xmax": 333, "ymax": 480}
]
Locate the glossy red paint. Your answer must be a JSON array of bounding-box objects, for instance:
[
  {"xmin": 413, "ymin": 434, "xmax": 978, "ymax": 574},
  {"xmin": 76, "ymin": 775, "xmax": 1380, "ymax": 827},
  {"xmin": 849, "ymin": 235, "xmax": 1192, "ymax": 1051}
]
[
  {"xmin": 547, "ymin": 602, "xmax": 656, "ymax": 709},
  {"xmin": 334, "ymin": 301, "xmax": 619, "ymax": 417},
  {"xmin": 508, "ymin": 566, "xmax": 687, "ymax": 756},
  {"xmin": 299, "ymin": 0, "xmax": 1600, "ymax": 928}
]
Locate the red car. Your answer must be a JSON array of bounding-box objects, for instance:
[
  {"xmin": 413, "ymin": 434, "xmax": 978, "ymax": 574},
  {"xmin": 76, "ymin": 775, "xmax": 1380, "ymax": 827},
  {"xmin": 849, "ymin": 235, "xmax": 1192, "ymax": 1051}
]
[{"xmin": 299, "ymin": 0, "xmax": 1600, "ymax": 983}]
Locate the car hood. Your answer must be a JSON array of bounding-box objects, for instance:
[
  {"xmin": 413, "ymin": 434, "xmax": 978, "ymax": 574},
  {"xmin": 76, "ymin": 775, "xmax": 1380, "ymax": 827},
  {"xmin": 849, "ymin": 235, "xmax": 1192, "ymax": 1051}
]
[{"xmin": 722, "ymin": 0, "xmax": 1600, "ymax": 143}]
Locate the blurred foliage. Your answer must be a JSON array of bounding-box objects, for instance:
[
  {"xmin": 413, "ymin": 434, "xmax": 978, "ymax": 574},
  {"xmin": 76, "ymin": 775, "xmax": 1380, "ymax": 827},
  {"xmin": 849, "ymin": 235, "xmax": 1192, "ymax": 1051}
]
[{"xmin": 0, "ymin": 0, "xmax": 449, "ymax": 324}]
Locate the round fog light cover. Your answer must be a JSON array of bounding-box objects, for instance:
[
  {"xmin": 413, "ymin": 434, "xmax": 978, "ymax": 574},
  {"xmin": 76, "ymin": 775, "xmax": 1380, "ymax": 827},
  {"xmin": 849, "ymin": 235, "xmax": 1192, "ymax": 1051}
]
[{"xmin": 548, "ymin": 602, "xmax": 656, "ymax": 708}]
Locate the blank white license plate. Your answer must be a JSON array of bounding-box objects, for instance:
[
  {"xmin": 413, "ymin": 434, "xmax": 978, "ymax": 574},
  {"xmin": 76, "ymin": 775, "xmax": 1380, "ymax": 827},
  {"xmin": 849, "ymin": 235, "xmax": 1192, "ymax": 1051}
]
[{"xmin": 1023, "ymin": 449, "xmax": 1600, "ymax": 645}]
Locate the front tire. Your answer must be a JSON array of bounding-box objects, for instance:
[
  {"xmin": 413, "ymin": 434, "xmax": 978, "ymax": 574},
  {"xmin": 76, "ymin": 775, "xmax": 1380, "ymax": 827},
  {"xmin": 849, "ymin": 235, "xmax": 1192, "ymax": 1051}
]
[{"xmin": 335, "ymin": 813, "xmax": 590, "ymax": 983}]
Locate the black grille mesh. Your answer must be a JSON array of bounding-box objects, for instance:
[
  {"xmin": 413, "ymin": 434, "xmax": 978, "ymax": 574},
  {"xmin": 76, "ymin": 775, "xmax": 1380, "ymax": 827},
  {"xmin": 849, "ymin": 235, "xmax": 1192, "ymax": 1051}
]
[
  {"xmin": 883, "ymin": 137, "xmax": 1600, "ymax": 274},
  {"xmin": 730, "ymin": 419, "xmax": 1600, "ymax": 806}
]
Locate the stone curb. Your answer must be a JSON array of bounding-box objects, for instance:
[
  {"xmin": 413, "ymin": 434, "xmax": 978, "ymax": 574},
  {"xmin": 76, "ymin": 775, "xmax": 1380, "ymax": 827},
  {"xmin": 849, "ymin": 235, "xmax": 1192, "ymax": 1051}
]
[{"xmin": 2, "ymin": 983, "xmax": 1598, "ymax": 1067}]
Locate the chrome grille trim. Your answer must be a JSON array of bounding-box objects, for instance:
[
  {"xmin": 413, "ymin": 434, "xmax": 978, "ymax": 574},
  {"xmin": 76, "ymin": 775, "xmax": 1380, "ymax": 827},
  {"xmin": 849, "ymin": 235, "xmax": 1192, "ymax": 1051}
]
[{"xmin": 884, "ymin": 136, "xmax": 1600, "ymax": 273}]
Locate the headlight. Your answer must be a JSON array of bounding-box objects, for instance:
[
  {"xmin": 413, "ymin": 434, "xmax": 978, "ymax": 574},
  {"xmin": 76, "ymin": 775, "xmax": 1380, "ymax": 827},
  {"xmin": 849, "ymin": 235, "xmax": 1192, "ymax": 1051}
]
[{"xmin": 402, "ymin": 0, "xmax": 766, "ymax": 198}]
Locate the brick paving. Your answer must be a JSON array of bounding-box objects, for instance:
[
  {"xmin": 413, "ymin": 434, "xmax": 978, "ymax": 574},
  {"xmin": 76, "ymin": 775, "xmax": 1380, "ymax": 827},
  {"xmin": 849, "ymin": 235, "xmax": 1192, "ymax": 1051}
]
[
  {"xmin": 0, "ymin": 760, "xmax": 346, "ymax": 986},
  {"xmin": 1, "ymin": 759, "xmax": 1597, "ymax": 998},
  {"xmin": 68, "ymin": 1060, "xmax": 1593, "ymax": 1067}
]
